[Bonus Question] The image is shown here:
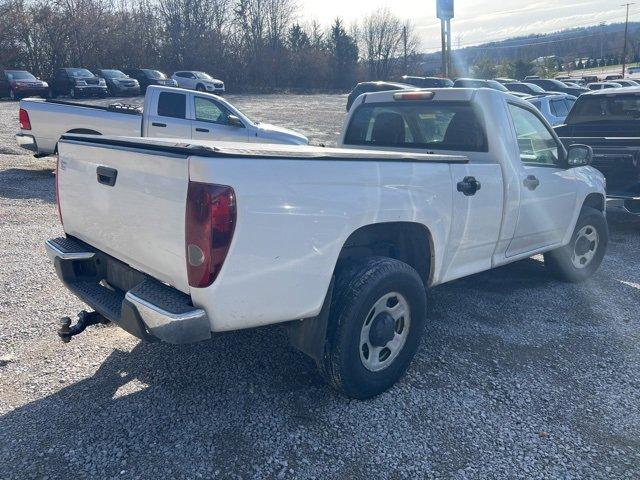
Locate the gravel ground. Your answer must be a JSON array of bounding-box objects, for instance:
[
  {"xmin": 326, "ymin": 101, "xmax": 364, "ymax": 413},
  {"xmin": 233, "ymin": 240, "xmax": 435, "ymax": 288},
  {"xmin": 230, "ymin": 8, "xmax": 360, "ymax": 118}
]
[{"xmin": 1, "ymin": 95, "xmax": 639, "ymax": 479}]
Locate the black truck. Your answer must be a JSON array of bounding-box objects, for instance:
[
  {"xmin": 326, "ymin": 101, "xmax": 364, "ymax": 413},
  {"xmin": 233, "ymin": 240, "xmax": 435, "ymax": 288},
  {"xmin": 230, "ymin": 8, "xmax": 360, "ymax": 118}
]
[{"xmin": 555, "ymin": 88, "xmax": 640, "ymax": 214}]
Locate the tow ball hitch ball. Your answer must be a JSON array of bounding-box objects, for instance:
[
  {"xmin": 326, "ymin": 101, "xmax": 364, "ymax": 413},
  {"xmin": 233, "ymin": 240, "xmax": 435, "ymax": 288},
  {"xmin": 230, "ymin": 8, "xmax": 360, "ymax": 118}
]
[{"xmin": 57, "ymin": 310, "xmax": 109, "ymax": 343}]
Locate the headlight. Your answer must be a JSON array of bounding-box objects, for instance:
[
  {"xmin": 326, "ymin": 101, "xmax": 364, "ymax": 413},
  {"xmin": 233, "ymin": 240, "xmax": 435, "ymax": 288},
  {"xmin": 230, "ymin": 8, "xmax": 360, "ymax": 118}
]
[
  {"xmin": 99, "ymin": 79, "xmax": 106, "ymax": 86},
  {"xmin": 42, "ymin": 81, "xmax": 48, "ymax": 87},
  {"xmin": 75, "ymin": 80, "xmax": 87, "ymax": 86}
]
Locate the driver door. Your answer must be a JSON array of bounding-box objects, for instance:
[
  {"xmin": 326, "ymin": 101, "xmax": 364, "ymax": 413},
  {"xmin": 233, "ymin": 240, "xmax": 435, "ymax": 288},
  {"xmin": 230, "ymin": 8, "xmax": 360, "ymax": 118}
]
[
  {"xmin": 191, "ymin": 95, "xmax": 249, "ymax": 143},
  {"xmin": 505, "ymin": 103, "xmax": 577, "ymax": 257}
]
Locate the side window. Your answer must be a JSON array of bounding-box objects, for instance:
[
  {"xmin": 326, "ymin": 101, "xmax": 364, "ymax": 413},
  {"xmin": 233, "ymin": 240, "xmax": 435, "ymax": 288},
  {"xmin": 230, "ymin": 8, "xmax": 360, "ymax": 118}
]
[
  {"xmin": 550, "ymin": 99, "xmax": 569, "ymax": 117},
  {"xmin": 508, "ymin": 104, "xmax": 561, "ymax": 166},
  {"xmin": 157, "ymin": 92, "xmax": 186, "ymax": 119},
  {"xmin": 194, "ymin": 96, "xmax": 231, "ymax": 125},
  {"xmin": 175, "ymin": 72, "xmax": 186, "ymax": 78}
]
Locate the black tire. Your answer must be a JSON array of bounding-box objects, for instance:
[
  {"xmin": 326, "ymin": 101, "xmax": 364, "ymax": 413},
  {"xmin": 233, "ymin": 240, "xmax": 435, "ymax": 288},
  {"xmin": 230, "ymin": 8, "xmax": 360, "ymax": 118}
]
[
  {"xmin": 196, "ymin": 83, "xmax": 206, "ymax": 92},
  {"xmin": 9, "ymin": 88, "xmax": 18, "ymax": 101},
  {"xmin": 544, "ymin": 206, "xmax": 608, "ymax": 282},
  {"xmin": 318, "ymin": 257, "xmax": 427, "ymax": 399}
]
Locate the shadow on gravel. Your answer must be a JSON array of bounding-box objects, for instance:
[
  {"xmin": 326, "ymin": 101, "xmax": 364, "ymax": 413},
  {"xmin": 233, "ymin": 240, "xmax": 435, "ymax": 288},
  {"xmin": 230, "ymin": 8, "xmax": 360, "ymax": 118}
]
[
  {"xmin": 1, "ymin": 211, "xmax": 639, "ymax": 478},
  {"xmin": 0, "ymin": 167, "xmax": 55, "ymax": 203}
]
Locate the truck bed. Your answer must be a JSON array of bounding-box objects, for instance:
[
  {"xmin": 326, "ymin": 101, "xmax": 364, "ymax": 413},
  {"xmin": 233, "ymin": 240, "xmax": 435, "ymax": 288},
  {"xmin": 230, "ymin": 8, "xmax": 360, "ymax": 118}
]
[{"xmin": 56, "ymin": 134, "xmax": 474, "ymax": 332}]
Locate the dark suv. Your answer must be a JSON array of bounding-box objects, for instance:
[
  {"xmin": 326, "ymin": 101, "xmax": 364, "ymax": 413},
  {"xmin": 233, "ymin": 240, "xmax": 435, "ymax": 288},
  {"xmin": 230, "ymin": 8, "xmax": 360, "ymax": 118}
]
[
  {"xmin": 94, "ymin": 69, "xmax": 140, "ymax": 96},
  {"xmin": 399, "ymin": 76, "xmax": 453, "ymax": 88},
  {"xmin": 121, "ymin": 68, "xmax": 177, "ymax": 93},
  {"xmin": 0, "ymin": 70, "xmax": 49, "ymax": 100},
  {"xmin": 525, "ymin": 78, "xmax": 588, "ymax": 97},
  {"xmin": 50, "ymin": 68, "xmax": 108, "ymax": 98},
  {"xmin": 346, "ymin": 81, "xmax": 412, "ymax": 111}
]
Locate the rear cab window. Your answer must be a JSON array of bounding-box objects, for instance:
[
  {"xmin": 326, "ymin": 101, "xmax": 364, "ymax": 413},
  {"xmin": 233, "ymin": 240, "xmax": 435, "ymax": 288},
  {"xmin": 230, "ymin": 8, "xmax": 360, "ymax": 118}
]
[
  {"xmin": 343, "ymin": 102, "xmax": 488, "ymax": 152},
  {"xmin": 157, "ymin": 92, "xmax": 186, "ymax": 119},
  {"xmin": 567, "ymin": 94, "xmax": 640, "ymax": 123}
]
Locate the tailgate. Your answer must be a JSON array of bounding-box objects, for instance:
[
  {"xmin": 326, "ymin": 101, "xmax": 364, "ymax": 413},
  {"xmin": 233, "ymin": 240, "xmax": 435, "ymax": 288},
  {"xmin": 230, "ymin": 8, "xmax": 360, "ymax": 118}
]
[{"xmin": 57, "ymin": 137, "xmax": 190, "ymax": 293}]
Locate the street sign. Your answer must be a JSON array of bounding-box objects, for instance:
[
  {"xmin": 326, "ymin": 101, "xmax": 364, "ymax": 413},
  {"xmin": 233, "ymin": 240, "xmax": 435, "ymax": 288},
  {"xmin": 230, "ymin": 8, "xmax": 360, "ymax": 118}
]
[{"xmin": 437, "ymin": 0, "xmax": 454, "ymax": 20}]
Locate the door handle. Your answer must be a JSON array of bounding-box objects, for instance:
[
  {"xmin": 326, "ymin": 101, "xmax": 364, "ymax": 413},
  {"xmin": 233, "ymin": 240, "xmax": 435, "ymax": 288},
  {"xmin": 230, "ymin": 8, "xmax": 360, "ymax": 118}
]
[
  {"xmin": 523, "ymin": 175, "xmax": 540, "ymax": 191},
  {"xmin": 152, "ymin": 122, "xmax": 166, "ymax": 127},
  {"xmin": 195, "ymin": 127, "xmax": 209, "ymax": 133},
  {"xmin": 456, "ymin": 176, "xmax": 481, "ymax": 196},
  {"xmin": 96, "ymin": 166, "xmax": 117, "ymax": 187}
]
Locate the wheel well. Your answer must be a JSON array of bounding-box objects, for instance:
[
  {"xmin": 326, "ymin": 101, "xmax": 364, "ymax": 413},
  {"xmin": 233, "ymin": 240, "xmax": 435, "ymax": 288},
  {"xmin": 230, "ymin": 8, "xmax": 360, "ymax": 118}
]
[
  {"xmin": 337, "ymin": 222, "xmax": 432, "ymax": 287},
  {"xmin": 196, "ymin": 83, "xmax": 204, "ymax": 89},
  {"xmin": 583, "ymin": 193, "xmax": 605, "ymax": 212}
]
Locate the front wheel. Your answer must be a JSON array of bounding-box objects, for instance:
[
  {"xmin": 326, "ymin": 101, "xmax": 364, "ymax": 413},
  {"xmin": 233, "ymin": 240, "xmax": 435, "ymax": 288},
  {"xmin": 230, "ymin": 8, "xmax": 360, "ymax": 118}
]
[
  {"xmin": 318, "ymin": 257, "xmax": 427, "ymax": 399},
  {"xmin": 544, "ymin": 206, "xmax": 608, "ymax": 282},
  {"xmin": 196, "ymin": 84, "xmax": 206, "ymax": 92}
]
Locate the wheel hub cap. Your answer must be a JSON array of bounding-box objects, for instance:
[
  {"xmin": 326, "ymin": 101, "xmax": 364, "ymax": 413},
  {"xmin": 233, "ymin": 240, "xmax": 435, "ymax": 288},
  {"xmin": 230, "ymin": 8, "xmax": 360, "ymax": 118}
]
[
  {"xmin": 368, "ymin": 312, "xmax": 396, "ymax": 347},
  {"xmin": 572, "ymin": 225, "xmax": 599, "ymax": 269},
  {"xmin": 359, "ymin": 292, "xmax": 411, "ymax": 372}
]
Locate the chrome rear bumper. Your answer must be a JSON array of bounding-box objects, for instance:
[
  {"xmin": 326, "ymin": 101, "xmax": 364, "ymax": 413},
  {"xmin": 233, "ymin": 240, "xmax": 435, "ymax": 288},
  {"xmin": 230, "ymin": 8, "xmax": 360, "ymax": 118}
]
[{"xmin": 45, "ymin": 237, "xmax": 210, "ymax": 344}]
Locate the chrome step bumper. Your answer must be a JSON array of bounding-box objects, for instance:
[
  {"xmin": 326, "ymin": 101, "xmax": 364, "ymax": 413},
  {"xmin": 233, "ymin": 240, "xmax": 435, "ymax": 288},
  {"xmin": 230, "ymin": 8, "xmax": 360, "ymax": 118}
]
[{"xmin": 45, "ymin": 237, "xmax": 210, "ymax": 344}]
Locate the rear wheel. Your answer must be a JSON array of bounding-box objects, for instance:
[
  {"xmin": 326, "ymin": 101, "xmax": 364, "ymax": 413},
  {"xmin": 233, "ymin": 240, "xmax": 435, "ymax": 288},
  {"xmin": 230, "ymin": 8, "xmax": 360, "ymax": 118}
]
[
  {"xmin": 544, "ymin": 206, "xmax": 608, "ymax": 282},
  {"xmin": 318, "ymin": 257, "xmax": 427, "ymax": 399},
  {"xmin": 9, "ymin": 88, "xmax": 16, "ymax": 100}
]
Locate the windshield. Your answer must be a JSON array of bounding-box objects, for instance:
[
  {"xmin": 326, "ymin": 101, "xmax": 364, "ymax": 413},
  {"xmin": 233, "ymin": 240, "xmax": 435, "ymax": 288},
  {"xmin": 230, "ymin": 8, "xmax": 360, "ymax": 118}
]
[
  {"xmin": 6, "ymin": 70, "xmax": 37, "ymax": 81},
  {"xmin": 525, "ymin": 83, "xmax": 546, "ymax": 93},
  {"xmin": 194, "ymin": 72, "xmax": 214, "ymax": 80},
  {"xmin": 569, "ymin": 94, "xmax": 640, "ymax": 123},
  {"xmin": 68, "ymin": 68, "xmax": 94, "ymax": 78},
  {"xmin": 143, "ymin": 69, "xmax": 167, "ymax": 79},
  {"xmin": 486, "ymin": 80, "xmax": 509, "ymax": 92},
  {"xmin": 100, "ymin": 69, "xmax": 128, "ymax": 78}
]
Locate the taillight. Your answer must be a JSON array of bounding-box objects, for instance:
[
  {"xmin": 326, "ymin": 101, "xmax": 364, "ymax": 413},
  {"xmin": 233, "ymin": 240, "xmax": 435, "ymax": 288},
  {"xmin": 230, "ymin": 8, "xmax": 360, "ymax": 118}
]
[
  {"xmin": 55, "ymin": 156, "xmax": 63, "ymax": 227},
  {"xmin": 185, "ymin": 182, "xmax": 236, "ymax": 288},
  {"xmin": 19, "ymin": 108, "xmax": 31, "ymax": 130}
]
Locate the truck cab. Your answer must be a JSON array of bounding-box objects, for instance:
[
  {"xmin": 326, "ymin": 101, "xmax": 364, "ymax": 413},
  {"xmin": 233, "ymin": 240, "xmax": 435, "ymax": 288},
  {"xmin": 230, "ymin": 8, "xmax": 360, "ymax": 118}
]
[{"xmin": 339, "ymin": 88, "xmax": 604, "ymax": 263}]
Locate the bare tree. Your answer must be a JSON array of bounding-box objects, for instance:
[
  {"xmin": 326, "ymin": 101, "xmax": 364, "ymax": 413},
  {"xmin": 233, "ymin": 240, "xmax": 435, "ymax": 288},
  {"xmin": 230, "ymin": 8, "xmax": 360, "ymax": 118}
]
[{"xmin": 359, "ymin": 7, "xmax": 411, "ymax": 79}]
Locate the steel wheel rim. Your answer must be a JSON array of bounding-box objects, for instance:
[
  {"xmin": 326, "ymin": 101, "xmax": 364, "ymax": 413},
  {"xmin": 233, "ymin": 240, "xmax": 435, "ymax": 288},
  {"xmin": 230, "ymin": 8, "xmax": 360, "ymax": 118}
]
[
  {"xmin": 572, "ymin": 225, "xmax": 599, "ymax": 269},
  {"xmin": 359, "ymin": 292, "xmax": 411, "ymax": 372},
  {"xmin": 9, "ymin": 89, "xmax": 14, "ymax": 100}
]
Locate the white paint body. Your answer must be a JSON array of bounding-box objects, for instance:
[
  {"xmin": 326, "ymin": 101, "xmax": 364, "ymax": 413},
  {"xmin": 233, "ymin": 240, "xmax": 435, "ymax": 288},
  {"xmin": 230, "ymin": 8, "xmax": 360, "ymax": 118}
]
[
  {"xmin": 18, "ymin": 86, "xmax": 308, "ymax": 155},
  {"xmin": 56, "ymin": 88, "xmax": 605, "ymax": 334}
]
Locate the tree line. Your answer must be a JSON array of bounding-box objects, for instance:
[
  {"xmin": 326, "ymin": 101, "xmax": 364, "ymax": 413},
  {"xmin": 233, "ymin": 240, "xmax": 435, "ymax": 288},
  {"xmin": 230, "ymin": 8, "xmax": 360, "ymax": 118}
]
[{"xmin": 0, "ymin": 0, "xmax": 421, "ymax": 92}]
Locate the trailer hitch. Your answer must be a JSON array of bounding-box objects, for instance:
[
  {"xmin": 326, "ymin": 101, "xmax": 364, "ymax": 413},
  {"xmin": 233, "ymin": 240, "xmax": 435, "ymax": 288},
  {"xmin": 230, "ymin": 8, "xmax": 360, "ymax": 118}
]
[{"xmin": 58, "ymin": 310, "xmax": 109, "ymax": 343}]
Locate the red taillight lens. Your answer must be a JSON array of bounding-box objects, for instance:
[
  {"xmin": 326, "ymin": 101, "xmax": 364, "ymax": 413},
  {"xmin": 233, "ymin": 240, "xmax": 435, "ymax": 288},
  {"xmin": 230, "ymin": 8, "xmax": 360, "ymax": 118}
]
[
  {"xmin": 185, "ymin": 182, "xmax": 236, "ymax": 288},
  {"xmin": 19, "ymin": 108, "xmax": 31, "ymax": 130},
  {"xmin": 55, "ymin": 156, "xmax": 63, "ymax": 227}
]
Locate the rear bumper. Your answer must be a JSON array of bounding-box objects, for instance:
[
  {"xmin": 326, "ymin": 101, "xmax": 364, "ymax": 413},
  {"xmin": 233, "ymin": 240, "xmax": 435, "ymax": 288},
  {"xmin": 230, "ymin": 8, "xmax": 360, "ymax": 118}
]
[
  {"xmin": 15, "ymin": 133, "xmax": 38, "ymax": 153},
  {"xmin": 45, "ymin": 237, "xmax": 211, "ymax": 344}
]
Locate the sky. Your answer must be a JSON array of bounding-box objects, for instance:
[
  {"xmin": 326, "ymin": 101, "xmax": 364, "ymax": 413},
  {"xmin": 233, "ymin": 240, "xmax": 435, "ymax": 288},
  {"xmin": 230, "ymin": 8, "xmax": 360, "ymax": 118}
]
[{"xmin": 298, "ymin": 0, "xmax": 635, "ymax": 51}]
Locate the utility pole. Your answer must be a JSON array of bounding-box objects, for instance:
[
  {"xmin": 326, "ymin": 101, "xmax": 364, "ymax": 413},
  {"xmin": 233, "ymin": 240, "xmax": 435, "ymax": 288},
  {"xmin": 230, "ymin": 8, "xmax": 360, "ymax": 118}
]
[
  {"xmin": 403, "ymin": 24, "xmax": 408, "ymax": 74},
  {"xmin": 622, "ymin": 3, "xmax": 634, "ymax": 77},
  {"xmin": 440, "ymin": 20, "xmax": 447, "ymax": 77},
  {"xmin": 437, "ymin": 0, "xmax": 454, "ymax": 78}
]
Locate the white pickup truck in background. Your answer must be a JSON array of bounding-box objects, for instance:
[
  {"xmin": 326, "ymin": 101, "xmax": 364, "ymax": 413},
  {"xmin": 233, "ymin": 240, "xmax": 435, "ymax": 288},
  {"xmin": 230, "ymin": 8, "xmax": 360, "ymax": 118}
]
[
  {"xmin": 46, "ymin": 88, "xmax": 607, "ymax": 399},
  {"xmin": 16, "ymin": 85, "xmax": 308, "ymax": 156}
]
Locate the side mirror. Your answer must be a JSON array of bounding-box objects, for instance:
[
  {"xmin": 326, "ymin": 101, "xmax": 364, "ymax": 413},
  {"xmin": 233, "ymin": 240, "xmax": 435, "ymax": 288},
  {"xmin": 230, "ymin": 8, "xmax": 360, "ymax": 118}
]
[
  {"xmin": 228, "ymin": 115, "xmax": 244, "ymax": 128},
  {"xmin": 566, "ymin": 144, "xmax": 592, "ymax": 167}
]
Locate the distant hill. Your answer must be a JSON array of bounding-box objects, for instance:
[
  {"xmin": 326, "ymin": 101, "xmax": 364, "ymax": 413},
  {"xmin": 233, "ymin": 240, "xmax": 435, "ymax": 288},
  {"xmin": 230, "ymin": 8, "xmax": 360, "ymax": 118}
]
[{"xmin": 422, "ymin": 22, "xmax": 640, "ymax": 74}]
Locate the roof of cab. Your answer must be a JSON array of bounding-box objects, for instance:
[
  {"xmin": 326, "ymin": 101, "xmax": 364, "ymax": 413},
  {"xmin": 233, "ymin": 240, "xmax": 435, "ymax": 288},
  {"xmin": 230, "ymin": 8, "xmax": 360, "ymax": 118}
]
[{"xmin": 584, "ymin": 85, "xmax": 640, "ymax": 96}]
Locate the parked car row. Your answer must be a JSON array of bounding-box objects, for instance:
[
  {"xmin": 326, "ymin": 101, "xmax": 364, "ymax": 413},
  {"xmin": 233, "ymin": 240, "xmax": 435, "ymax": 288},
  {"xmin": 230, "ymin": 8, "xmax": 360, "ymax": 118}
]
[{"xmin": 0, "ymin": 67, "xmax": 225, "ymax": 100}]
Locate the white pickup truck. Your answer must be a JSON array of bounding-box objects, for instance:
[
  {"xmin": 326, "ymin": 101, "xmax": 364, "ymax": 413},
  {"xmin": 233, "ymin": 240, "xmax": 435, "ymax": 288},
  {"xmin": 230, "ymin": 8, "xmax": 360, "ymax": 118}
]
[
  {"xmin": 46, "ymin": 88, "xmax": 607, "ymax": 399},
  {"xmin": 16, "ymin": 85, "xmax": 308, "ymax": 156}
]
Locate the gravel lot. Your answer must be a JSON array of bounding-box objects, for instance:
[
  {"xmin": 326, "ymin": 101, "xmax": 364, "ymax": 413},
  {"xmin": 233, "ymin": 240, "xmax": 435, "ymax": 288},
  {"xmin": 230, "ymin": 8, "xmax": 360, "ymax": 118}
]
[{"xmin": 1, "ymin": 95, "xmax": 639, "ymax": 479}]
